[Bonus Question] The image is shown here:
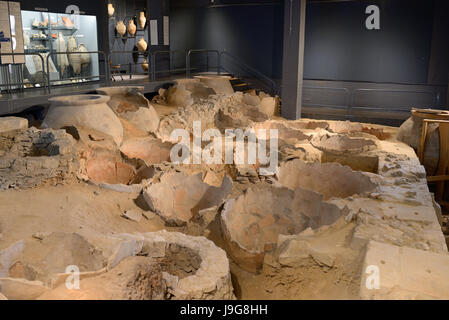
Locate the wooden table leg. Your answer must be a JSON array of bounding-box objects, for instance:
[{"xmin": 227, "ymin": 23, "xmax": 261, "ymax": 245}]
[{"xmin": 436, "ymin": 123, "xmax": 449, "ymax": 201}]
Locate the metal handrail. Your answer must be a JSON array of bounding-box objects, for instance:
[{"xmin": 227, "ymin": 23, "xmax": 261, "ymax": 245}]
[
  {"xmin": 46, "ymin": 50, "xmax": 108, "ymax": 93},
  {"xmin": 219, "ymin": 51, "xmax": 278, "ymax": 95},
  {"xmin": 186, "ymin": 49, "xmax": 220, "ymax": 78},
  {"xmin": 302, "ymin": 86, "xmax": 351, "ymax": 118},
  {"xmin": 0, "ymin": 52, "xmax": 47, "ymax": 94},
  {"xmin": 351, "ymin": 88, "xmax": 438, "ymax": 118},
  {"xmin": 151, "ymin": 50, "xmax": 186, "ymax": 81}
]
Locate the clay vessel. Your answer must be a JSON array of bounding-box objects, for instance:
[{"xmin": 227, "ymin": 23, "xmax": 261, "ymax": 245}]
[
  {"xmin": 68, "ymin": 39, "xmax": 82, "ymax": 75},
  {"xmin": 116, "ymin": 20, "xmax": 126, "ymax": 37},
  {"xmin": 55, "ymin": 32, "xmax": 69, "ymax": 75},
  {"xmin": 142, "ymin": 59, "xmax": 149, "ymax": 72},
  {"xmin": 128, "ymin": 19, "xmax": 137, "ymax": 36},
  {"xmin": 193, "ymin": 75, "xmax": 234, "ymax": 95},
  {"xmin": 78, "ymin": 43, "xmax": 90, "ymax": 66},
  {"xmin": 43, "ymin": 95, "xmax": 124, "ymax": 146},
  {"xmin": 138, "ymin": 11, "xmax": 146, "ymax": 29},
  {"xmin": 96, "ymin": 86, "xmax": 160, "ymax": 134},
  {"xmin": 108, "ymin": 3, "xmax": 115, "ymax": 17},
  {"xmin": 137, "ymin": 37, "xmax": 147, "ymax": 52}
]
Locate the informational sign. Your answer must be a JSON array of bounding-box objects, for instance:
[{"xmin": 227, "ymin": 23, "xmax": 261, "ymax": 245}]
[
  {"xmin": 9, "ymin": 1, "xmax": 24, "ymax": 64},
  {"xmin": 163, "ymin": 16, "xmax": 169, "ymax": 46},
  {"xmin": 150, "ymin": 19, "xmax": 158, "ymax": 46},
  {"xmin": 0, "ymin": 1, "xmax": 13, "ymax": 64},
  {"xmin": 0, "ymin": 1, "xmax": 24, "ymax": 64}
]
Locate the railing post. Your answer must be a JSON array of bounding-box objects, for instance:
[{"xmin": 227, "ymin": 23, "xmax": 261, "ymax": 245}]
[
  {"xmin": 147, "ymin": 52, "xmax": 151, "ymax": 81},
  {"xmin": 152, "ymin": 52, "xmax": 155, "ymax": 81},
  {"xmin": 38, "ymin": 53, "xmax": 47, "ymax": 94},
  {"xmin": 186, "ymin": 50, "xmax": 190, "ymax": 78},
  {"xmin": 46, "ymin": 53, "xmax": 51, "ymax": 94},
  {"xmin": 104, "ymin": 52, "xmax": 110, "ymax": 86}
]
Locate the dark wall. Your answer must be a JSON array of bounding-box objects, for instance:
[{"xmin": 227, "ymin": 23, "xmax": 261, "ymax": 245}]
[
  {"xmin": 170, "ymin": 2, "xmax": 284, "ymax": 79},
  {"xmin": 304, "ymin": 0, "xmax": 435, "ymax": 84},
  {"xmin": 171, "ymin": 0, "xmax": 448, "ymax": 87}
]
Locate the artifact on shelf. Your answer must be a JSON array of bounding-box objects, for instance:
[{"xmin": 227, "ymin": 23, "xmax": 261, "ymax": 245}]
[
  {"xmin": 33, "ymin": 52, "xmax": 57, "ymax": 74},
  {"xmin": 67, "ymin": 36, "xmax": 81, "ymax": 75},
  {"xmin": 138, "ymin": 11, "xmax": 146, "ymax": 29},
  {"xmin": 116, "ymin": 20, "xmax": 127, "ymax": 37},
  {"xmin": 31, "ymin": 31, "xmax": 47, "ymax": 40},
  {"xmin": 142, "ymin": 59, "xmax": 149, "ymax": 72},
  {"xmin": 128, "ymin": 19, "xmax": 137, "ymax": 36},
  {"xmin": 55, "ymin": 32, "xmax": 69, "ymax": 76},
  {"xmin": 137, "ymin": 37, "xmax": 147, "ymax": 52},
  {"xmin": 78, "ymin": 43, "xmax": 91, "ymax": 68},
  {"xmin": 23, "ymin": 32, "xmax": 30, "ymax": 48},
  {"xmin": 39, "ymin": 19, "xmax": 49, "ymax": 28},
  {"xmin": 32, "ymin": 19, "xmax": 39, "ymax": 28},
  {"xmin": 62, "ymin": 16, "xmax": 74, "ymax": 28},
  {"xmin": 108, "ymin": 3, "xmax": 115, "ymax": 17}
]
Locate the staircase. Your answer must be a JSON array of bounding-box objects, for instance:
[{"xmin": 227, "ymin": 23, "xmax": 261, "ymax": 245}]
[{"xmin": 229, "ymin": 77, "xmax": 253, "ymax": 93}]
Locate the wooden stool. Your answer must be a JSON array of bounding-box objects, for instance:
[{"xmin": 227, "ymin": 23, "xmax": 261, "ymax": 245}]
[{"xmin": 110, "ymin": 60, "xmax": 123, "ymax": 81}]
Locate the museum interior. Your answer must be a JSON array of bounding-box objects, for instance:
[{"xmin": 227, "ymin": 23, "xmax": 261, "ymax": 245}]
[{"xmin": 0, "ymin": 0, "xmax": 448, "ymax": 301}]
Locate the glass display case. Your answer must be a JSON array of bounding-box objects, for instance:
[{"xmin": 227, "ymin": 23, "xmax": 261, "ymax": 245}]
[{"xmin": 21, "ymin": 10, "xmax": 99, "ymax": 88}]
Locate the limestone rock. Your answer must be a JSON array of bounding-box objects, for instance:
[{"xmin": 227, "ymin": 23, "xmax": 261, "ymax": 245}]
[
  {"xmin": 0, "ymin": 278, "xmax": 50, "ymax": 300},
  {"xmin": 121, "ymin": 210, "xmax": 142, "ymax": 222},
  {"xmin": 360, "ymin": 241, "xmax": 449, "ymax": 299},
  {"xmin": 0, "ymin": 117, "xmax": 28, "ymax": 133},
  {"xmin": 260, "ymin": 97, "xmax": 278, "ymax": 117},
  {"xmin": 0, "ymin": 128, "xmax": 77, "ymax": 190}
]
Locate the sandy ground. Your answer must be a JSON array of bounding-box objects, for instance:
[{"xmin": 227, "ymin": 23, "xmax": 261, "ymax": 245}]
[
  {"xmin": 0, "ymin": 182, "xmax": 168, "ymax": 251},
  {"xmin": 0, "ymin": 179, "xmax": 362, "ymax": 300}
]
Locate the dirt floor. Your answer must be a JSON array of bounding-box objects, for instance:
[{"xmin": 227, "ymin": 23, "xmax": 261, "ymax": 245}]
[
  {"xmin": 2, "ymin": 81, "xmax": 448, "ymax": 300},
  {"xmin": 0, "ymin": 180, "xmax": 362, "ymax": 300},
  {"xmin": 0, "ymin": 182, "xmax": 169, "ymax": 250}
]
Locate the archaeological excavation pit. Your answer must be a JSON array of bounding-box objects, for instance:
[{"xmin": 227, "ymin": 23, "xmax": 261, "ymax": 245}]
[
  {"xmin": 1, "ymin": 2, "xmax": 449, "ymax": 305},
  {"xmin": 278, "ymin": 159, "xmax": 378, "ymax": 200},
  {"xmin": 220, "ymin": 186, "xmax": 346, "ymax": 273}
]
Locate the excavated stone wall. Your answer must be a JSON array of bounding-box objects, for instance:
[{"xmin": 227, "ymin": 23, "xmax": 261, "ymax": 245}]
[{"xmin": 0, "ymin": 126, "xmax": 78, "ymax": 190}]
